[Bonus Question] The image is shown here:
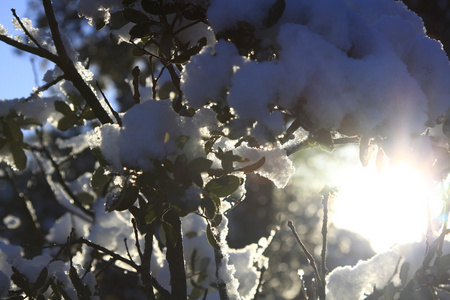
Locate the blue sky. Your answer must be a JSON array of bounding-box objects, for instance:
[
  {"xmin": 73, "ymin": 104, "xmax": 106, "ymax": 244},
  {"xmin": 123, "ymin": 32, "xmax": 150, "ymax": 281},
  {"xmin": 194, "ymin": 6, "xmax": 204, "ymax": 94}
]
[{"xmin": 0, "ymin": 0, "xmax": 40, "ymax": 99}]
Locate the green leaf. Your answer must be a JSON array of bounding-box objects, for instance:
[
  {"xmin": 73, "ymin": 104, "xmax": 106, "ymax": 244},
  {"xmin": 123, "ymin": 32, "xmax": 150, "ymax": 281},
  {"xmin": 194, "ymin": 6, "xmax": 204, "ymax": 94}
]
[
  {"xmin": 69, "ymin": 266, "xmax": 90, "ymax": 298},
  {"xmin": 77, "ymin": 192, "xmax": 95, "ymax": 205},
  {"xmin": 6, "ymin": 118, "xmax": 23, "ymax": 141},
  {"xmin": 262, "ymin": 0, "xmax": 286, "ymax": 28},
  {"xmin": 10, "ymin": 142, "xmax": 27, "ymax": 171},
  {"xmin": 132, "ymin": 47, "xmax": 147, "ymax": 57},
  {"xmin": 171, "ymin": 37, "xmax": 207, "ymax": 64},
  {"xmin": 16, "ymin": 116, "xmax": 42, "ymax": 127},
  {"xmin": 54, "ymin": 100, "xmax": 73, "ymax": 115},
  {"xmin": 91, "ymin": 166, "xmax": 111, "ymax": 189},
  {"xmin": 162, "ymin": 221, "xmax": 177, "ymax": 247},
  {"xmin": 57, "ymin": 114, "xmax": 78, "ymax": 131},
  {"xmin": 201, "ymin": 195, "xmax": 219, "ymax": 219},
  {"xmin": 129, "ymin": 22, "xmax": 154, "ymax": 38},
  {"xmin": 215, "ymin": 149, "xmax": 248, "ymax": 173},
  {"xmin": 32, "ymin": 267, "xmax": 48, "ymax": 291},
  {"xmin": 123, "ymin": 8, "xmax": 150, "ymax": 23},
  {"xmin": 205, "ymin": 175, "xmax": 241, "ymax": 198},
  {"xmin": 110, "ymin": 11, "xmax": 129, "ymax": 30},
  {"xmin": 238, "ymin": 156, "xmax": 265, "ymax": 173},
  {"xmin": 108, "ymin": 184, "xmax": 139, "ymax": 212},
  {"xmin": 92, "ymin": 147, "xmax": 109, "ymax": 167},
  {"xmin": 206, "ymin": 224, "xmax": 220, "ymax": 250},
  {"xmin": 187, "ymin": 157, "xmax": 212, "ymax": 187},
  {"xmin": 11, "ymin": 266, "xmax": 31, "ymax": 294},
  {"xmin": 82, "ymin": 109, "xmax": 96, "ymax": 120},
  {"xmin": 144, "ymin": 204, "xmax": 158, "ymax": 224},
  {"xmin": 95, "ymin": 17, "xmax": 106, "ymax": 30}
]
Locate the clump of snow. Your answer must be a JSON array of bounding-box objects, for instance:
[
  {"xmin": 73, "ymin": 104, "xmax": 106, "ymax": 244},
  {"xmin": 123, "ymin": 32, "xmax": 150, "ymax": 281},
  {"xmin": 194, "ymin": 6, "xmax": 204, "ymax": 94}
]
[
  {"xmin": 45, "ymin": 213, "xmax": 90, "ymax": 246},
  {"xmin": 57, "ymin": 133, "xmax": 92, "ymax": 155},
  {"xmin": 0, "ymin": 24, "xmax": 8, "ymax": 35},
  {"xmin": 0, "ymin": 97, "xmax": 58, "ymax": 125},
  {"xmin": 93, "ymin": 100, "xmax": 204, "ymax": 172},
  {"xmin": 181, "ymin": 41, "xmax": 245, "ymax": 108},
  {"xmin": 78, "ymin": 0, "xmax": 122, "ymax": 26},
  {"xmin": 234, "ymin": 143, "xmax": 294, "ymax": 188},
  {"xmin": 87, "ymin": 198, "xmax": 142, "ymax": 270},
  {"xmin": 12, "ymin": 17, "xmax": 56, "ymax": 54},
  {"xmin": 326, "ymin": 241, "xmax": 450, "ymax": 300},
  {"xmin": 184, "ymin": 0, "xmax": 450, "ymax": 165}
]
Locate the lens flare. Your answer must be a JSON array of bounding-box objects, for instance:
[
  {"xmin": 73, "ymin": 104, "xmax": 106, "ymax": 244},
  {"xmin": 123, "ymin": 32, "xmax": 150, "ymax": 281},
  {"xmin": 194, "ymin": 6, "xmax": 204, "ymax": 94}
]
[{"xmin": 331, "ymin": 156, "xmax": 444, "ymax": 253}]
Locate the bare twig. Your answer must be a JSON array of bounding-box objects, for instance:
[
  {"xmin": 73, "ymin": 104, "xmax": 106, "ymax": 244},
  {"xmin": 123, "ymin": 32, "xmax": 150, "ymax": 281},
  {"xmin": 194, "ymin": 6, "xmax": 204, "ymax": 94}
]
[
  {"xmin": 124, "ymin": 238, "xmax": 136, "ymax": 265},
  {"xmin": 132, "ymin": 218, "xmax": 144, "ymax": 262},
  {"xmin": 0, "ymin": 34, "xmax": 60, "ymax": 63},
  {"xmin": 32, "ymin": 130, "xmax": 93, "ymax": 219},
  {"xmin": 132, "ymin": 66, "xmax": 141, "ymax": 104},
  {"xmin": 288, "ymin": 220, "xmax": 321, "ymax": 287},
  {"xmin": 26, "ymin": 74, "xmax": 65, "ymax": 101},
  {"xmin": 95, "ymin": 81, "xmax": 122, "ymax": 125},
  {"xmin": 42, "ymin": 0, "xmax": 114, "ymax": 124},
  {"xmin": 11, "ymin": 9, "xmax": 42, "ymax": 49}
]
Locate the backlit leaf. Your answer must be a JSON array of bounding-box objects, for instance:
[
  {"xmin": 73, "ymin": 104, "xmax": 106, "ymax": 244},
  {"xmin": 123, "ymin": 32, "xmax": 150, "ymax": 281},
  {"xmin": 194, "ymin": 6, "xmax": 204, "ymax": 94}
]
[
  {"xmin": 205, "ymin": 175, "xmax": 240, "ymax": 197},
  {"xmin": 206, "ymin": 224, "xmax": 220, "ymax": 250},
  {"xmin": 10, "ymin": 142, "xmax": 27, "ymax": 171}
]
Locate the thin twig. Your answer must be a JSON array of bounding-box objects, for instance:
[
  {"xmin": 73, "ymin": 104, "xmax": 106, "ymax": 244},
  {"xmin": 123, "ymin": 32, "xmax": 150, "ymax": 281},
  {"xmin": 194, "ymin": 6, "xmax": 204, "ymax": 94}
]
[
  {"xmin": 132, "ymin": 66, "xmax": 141, "ymax": 104},
  {"xmin": 75, "ymin": 237, "xmax": 139, "ymax": 269},
  {"xmin": 124, "ymin": 238, "xmax": 136, "ymax": 265},
  {"xmin": 320, "ymin": 188, "xmax": 331, "ymax": 279},
  {"xmin": 288, "ymin": 220, "xmax": 321, "ymax": 287},
  {"xmin": 26, "ymin": 74, "xmax": 65, "ymax": 101},
  {"xmin": 42, "ymin": 0, "xmax": 114, "ymax": 124},
  {"xmin": 95, "ymin": 81, "xmax": 122, "ymax": 125},
  {"xmin": 32, "ymin": 130, "xmax": 93, "ymax": 218},
  {"xmin": 0, "ymin": 33, "xmax": 60, "ymax": 63},
  {"xmin": 253, "ymin": 266, "xmax": 266, "ymax": 300},
  {"xmin": 132, "ymin": 218, "xmax": 144, "ymax": 261},
  {"xmin": 11, "ymin": 8, "xmax": 43, "ymax": 49}
]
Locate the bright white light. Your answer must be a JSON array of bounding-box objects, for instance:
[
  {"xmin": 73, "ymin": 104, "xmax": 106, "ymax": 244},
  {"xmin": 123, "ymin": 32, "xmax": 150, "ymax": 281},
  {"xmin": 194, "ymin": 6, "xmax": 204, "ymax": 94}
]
[{"xmin": 332, "ymin": 158, "xmax": 443, "ymax": 253}]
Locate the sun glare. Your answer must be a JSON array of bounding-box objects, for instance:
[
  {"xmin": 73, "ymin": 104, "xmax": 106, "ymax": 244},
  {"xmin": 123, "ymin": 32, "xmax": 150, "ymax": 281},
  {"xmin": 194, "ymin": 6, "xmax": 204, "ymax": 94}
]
[{"xmin": 331, "ymin": 154, "xmax": 445, "ymax": 253}]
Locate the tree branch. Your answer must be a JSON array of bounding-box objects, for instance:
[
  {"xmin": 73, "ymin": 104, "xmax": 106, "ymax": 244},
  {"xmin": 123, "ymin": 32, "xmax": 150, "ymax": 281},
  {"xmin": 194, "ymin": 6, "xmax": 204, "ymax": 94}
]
[
  {"xmin": 163, "ymin": 208, "xmax": 187, "ymax": 299},
  {"xmin": 11, "ymin": 8, "xmax": 43, "ymax": 49},
  {"xmin": 42, "ymin": 0, "xmax": 114, "ymax": 124},
  {"xmin": 288, "ymin": 221, "xmax": 322, "ymax": 289},
  {"xmin": 0, "ymin": 34, "xmax": 60, "ymax": 63}
]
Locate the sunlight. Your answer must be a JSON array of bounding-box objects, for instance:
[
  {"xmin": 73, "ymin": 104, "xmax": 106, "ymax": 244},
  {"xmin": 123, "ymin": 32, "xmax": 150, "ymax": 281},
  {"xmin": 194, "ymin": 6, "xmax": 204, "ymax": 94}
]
[{"xmin": 331, "ymin": 153, "xmax": 445, "ymax": 253}]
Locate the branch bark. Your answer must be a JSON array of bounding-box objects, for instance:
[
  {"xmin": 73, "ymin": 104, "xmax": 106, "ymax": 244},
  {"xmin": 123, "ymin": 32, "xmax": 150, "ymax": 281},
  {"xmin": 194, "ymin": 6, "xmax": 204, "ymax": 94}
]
[
  {"xmin": 164, "ymin": 209, "xmax": 187, "ymax": 299},
  {"xmin": 42, "ymin": 0, "xmax": 114, "ymax": 124}
]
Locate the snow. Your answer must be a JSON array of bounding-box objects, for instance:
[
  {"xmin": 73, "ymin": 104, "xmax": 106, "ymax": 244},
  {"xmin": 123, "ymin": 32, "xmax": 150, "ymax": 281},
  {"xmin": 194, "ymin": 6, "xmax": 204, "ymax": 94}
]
[
  {"xmin": 78, "ymin": 0, "xmax": 122, "ymax": 26},
  {"xmin": 0, "ymin": 0, "xmax": 450, "ymax": 298},
  {"xmin": 185, "ymin": 0, "xmax": 450, "ymax": 166},
  {"xmin": 326, "ymin": 241, "xmax": 450, "ymax": 300},
  {"xmin": 181, "ymin": 41, "xmax": 245, "ymax": 109},
  {"xmin": 12, "ymin": 17, "xmax": 56, "ymax": 54},
  {"xmin": 234, "ymin": 143, "xmax": 294, "ymax": 188},
  {"xmin": 119, "ymin": 100, "xmax": 203, "ymax": 169}
]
